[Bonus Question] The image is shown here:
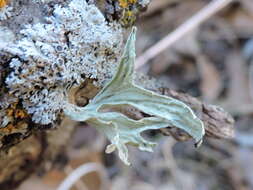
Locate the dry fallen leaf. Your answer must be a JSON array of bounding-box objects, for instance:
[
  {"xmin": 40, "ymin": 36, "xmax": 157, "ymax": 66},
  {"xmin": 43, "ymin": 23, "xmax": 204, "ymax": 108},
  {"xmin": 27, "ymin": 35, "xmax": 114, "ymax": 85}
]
[{"xmin": 197, "ymin": 55, "xmax": 222, "ymax": 101}]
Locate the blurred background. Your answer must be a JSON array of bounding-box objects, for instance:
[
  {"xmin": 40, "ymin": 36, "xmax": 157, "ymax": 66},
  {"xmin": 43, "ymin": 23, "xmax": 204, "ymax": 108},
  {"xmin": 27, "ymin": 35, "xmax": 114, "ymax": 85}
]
[{"xmin": 18, "ymin": 0, "xmax": 253, "ymax": 189}]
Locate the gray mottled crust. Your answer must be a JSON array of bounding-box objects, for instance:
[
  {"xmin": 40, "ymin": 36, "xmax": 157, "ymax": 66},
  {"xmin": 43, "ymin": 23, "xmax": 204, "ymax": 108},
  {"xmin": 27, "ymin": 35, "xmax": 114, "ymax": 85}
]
[{"xmin": 0, "ymin": 0, "xmax": 123, "ymax": 125}]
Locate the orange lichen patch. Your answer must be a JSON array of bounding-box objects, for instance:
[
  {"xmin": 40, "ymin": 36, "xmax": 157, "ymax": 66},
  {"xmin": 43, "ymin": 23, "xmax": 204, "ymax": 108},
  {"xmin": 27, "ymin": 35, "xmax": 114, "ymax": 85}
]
[
  {"xmin": 5, "ymin": 103, "xmax": 28, "ymax": 119},
  {"xmin": 3, "ymin": 103, "xmax": 30, "ymax": 135},
  {"xmin": 14, "ymin": 109, "xmax": 28, "ymax": 119},
  {"xmin": 125, "ymin": 10, "xmax": 133, "ymax": 17},
  {"xmin": 129, "ymin": 0, "xmax": 137, "ymax": 3},
  {"xmin": 119, "ymin": 0, "xmax": 128, "ymax": 8},
  {"xmin": 120, "ymin": 9, "xmax": 137, "ymax": 26},
  {"xmin": 0, "ymin": 122, "xmax": 28, "ymax": 135},
  {"xmin": 0, "ymin": 0, "xmax": 9, "ymax": 8},
  {"xmin": 0, "ymin": 124, "xmax": 15, "ymax": 134},
  {"xmin": 6, "ymin": 108, "xmax": 14, "ymax": 117},
  {"xmin": 119, "ymin": 0, "xmax": 137, "ymax": 8},
  {"xmin": 117, "ymin": 0, "xmax": 139, "ymax": 27}
]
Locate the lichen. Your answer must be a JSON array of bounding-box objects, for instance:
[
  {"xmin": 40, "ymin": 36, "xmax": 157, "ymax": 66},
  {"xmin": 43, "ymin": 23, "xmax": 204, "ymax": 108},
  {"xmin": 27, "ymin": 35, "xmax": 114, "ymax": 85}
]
[
  {"xmin": 1, "ymin": 0, "xmax": 123, "ymax": 125},
  {"xmin": 32, "ymin": 0, "xmax": 50, "ymax": 3},
  {"xmin": 0, "ymin": 1, "xmax": 12, "ymax": 21},
  {"xmin": 0, "ymin": 26, "xmax": 15, "ymax": 46},
  {"xmin": 64, "ymin": 27, "xmax": 205, "ymax": 165},
  {"xmin": 0, "ymin": 0, "xmax": 8, "ymax": 8},
  {"xmin": 0, "ymin": 102, "xmax": 29, "ymax": 142},
  {"xmin": 104, "ymin": 0, "xmax": 150, "ymax": 27},
  {"xmin": 119, "ymin": 0, "xmax": 138, "ymax": 8}
]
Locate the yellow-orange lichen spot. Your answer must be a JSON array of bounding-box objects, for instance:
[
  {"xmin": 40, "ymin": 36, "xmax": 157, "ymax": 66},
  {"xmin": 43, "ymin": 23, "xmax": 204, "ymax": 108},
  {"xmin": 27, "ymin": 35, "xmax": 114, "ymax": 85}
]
[
  {"xmin": 1, "ymin": 123, "xmax": 14, "ymax": 134},
  {"xmin": 119, "ymin": 0, "xmax": 137, "ymax": 8},
  {"xmin": 0, "ymin": 0, "xmax": 8, "ymax": 8},
  {"xmin": 15, "ymin": 109, "xmax": 27, "ymax": 119},
  {"xmin": 129, "ymin": 0, "xmax": 137, "ymax": 3},
  {"xmin": 6, "ymin": 108, "xmax": 14, "ymax": 117},
  {"xmin": 125, "ymin": 10, "xmax": 133, "ymax": 17},
  {"xmin": 119, "ymin": 0, "xmax": 128, "ymax": 8},
  {"xmin": 6, "ymin": 103, "xmax": 28, "ymax": 119}
]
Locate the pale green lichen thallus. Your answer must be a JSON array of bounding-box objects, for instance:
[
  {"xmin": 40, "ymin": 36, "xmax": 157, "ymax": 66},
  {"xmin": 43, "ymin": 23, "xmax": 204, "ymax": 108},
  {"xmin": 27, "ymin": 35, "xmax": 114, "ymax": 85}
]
[{"xmin": 64, "ymin": 27, "xmax": 205, "ymax": 165}]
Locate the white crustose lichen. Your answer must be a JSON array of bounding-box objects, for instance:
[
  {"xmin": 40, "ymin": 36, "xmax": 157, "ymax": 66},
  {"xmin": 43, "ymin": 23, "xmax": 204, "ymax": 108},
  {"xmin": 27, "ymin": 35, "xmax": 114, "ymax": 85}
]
[{"xmin": 2, "ymin": 0, "xmax": 122, "ymax": 125}]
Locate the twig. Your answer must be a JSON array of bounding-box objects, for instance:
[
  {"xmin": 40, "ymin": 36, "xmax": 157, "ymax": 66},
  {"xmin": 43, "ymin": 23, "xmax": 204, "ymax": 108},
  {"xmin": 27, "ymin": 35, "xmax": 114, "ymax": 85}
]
[
  {"xmin": 162, "ymin": 138, "xmax": 186, "ymax": 190},
  {"xmin": 57, "ymin": 162, "xmax": 110, "ymax": 190},
  {"xmin": 248, "ymin": 58, "xmax": 253, "ymax": 103},
  {"xmin": 135, "ymin": 0, "xmax": 234, "ymax": 69},
  {"xmin": 64, "ymin": 165, "xmax": 89, "ymax": 190},
  {"xmin": 161, "ymin": 88, "xmax": 234, "ymax": 140}
]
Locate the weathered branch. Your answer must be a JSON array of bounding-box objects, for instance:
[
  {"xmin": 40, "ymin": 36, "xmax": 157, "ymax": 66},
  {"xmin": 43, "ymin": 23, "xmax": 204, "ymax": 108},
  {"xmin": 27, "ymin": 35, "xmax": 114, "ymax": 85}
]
[{"xmin": 160, "ymin": 88, "xmax": 234, "ymax": 141}]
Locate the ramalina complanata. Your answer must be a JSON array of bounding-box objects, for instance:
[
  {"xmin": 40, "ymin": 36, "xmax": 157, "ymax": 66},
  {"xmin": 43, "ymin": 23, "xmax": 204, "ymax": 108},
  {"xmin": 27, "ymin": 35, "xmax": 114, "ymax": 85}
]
[{"xmin": 64, "ymin": 27, "xmax": 205, "ymax": 165}]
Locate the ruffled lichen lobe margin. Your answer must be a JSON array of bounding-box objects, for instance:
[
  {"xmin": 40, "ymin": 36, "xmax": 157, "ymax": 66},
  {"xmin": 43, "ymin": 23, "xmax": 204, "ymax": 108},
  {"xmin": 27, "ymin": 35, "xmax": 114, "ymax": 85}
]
[{"xmin": 64, "ymin": 27, "xmax": 205, "ymax": 165}]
